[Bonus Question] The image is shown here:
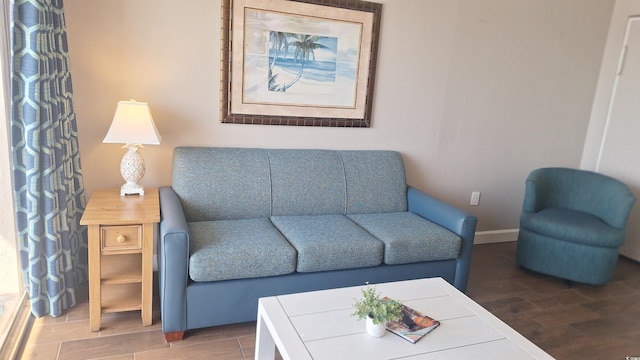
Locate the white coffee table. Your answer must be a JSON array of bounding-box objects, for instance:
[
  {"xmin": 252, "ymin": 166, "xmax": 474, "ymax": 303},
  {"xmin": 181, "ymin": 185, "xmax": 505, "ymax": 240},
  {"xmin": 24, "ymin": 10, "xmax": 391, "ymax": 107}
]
[{"xmin": 255, "ymin": 277, "xmax": 554, "ymax": 359}]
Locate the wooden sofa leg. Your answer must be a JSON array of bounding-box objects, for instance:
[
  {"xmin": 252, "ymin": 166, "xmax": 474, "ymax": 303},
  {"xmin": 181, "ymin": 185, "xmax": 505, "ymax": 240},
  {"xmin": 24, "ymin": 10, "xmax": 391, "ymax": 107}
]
[{"xmin": 164, "ymin": 331, "xmax": 185, "ymax": 342}]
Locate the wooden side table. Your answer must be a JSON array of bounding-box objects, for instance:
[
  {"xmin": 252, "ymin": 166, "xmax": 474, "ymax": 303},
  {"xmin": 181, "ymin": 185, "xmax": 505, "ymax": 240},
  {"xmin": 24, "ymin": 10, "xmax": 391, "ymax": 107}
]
[{"xmin": 80, "ymin": 188, "xmax": 160, "ymax": 331}]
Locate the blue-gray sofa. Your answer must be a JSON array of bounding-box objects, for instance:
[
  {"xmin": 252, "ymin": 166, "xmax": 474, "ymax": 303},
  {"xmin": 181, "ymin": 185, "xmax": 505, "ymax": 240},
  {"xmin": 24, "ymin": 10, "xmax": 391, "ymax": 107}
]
[{"xmin": 158, "ymin": 147, "xmax": 477, "ymax": 341}]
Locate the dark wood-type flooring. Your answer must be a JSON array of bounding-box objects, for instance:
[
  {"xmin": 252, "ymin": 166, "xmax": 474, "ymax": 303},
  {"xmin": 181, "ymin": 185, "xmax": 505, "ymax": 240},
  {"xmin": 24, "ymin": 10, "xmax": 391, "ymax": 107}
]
[{"xmin": 18, "ymin": 242, "xmax": 640, "ymax": 359}]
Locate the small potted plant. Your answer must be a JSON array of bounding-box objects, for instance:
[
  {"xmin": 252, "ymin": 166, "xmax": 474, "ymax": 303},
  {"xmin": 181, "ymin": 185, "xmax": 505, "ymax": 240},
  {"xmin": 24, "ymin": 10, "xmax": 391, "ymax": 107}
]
[{"xmin": 352, "ymin": 283, "xmax": 402, "ymax": 337}]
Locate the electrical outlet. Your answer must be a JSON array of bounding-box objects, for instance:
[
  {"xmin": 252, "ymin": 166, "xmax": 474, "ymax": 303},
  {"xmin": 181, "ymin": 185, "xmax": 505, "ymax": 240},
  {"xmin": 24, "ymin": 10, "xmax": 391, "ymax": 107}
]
[{"xmin": 470, "ymin": 191, "xmax": 481, "ymax": 206}]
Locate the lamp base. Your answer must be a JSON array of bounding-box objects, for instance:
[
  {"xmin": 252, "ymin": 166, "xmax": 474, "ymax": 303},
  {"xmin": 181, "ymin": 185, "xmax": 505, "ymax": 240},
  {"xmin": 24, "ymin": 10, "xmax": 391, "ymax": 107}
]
[
  {"xmin": 120, "ymin": 183, "xmax": 145, "ymax": 196},
  {"xmin": 119, "ymin": 144, "xmax": 146, "ymax": 197}
]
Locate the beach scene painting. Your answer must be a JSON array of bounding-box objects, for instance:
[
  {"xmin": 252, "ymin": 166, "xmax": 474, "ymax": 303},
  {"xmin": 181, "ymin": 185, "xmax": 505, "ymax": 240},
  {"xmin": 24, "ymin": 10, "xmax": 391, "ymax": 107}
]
[
  {"xmin": 238, "ymin": 5, "xmax": 365, "ymax": 112},
  {"xmin": 266, "ymin": 32, "xmax": 338, "ymax": 96}
]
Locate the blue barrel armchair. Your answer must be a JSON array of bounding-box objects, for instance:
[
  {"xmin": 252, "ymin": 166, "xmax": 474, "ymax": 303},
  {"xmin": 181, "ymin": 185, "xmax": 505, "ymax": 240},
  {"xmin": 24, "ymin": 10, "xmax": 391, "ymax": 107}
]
[{"xmin": 516, "ymin": 167, "xmax": 636, "ymax": 285}]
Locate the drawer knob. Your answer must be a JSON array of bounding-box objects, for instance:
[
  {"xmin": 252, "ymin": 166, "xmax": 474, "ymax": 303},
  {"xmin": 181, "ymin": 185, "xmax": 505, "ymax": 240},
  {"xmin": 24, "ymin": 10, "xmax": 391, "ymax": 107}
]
[{"xmin": 116, "ymin": 235, "xmax": 126, "ymax": 243}]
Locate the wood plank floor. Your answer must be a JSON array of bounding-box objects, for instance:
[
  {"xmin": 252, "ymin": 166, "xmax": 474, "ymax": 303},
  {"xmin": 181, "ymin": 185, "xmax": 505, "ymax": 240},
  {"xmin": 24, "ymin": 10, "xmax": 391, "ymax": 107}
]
[{"xmin": 18, "ymin": 242, "xmax": 640, "ymax": 359}]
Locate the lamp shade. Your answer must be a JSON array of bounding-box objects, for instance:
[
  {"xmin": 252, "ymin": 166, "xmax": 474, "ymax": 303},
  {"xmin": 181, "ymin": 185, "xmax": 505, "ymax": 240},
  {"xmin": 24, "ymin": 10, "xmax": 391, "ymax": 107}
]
[{"xmin": 103, "ymin": 100, "xmax": 161, "ymax": 145}]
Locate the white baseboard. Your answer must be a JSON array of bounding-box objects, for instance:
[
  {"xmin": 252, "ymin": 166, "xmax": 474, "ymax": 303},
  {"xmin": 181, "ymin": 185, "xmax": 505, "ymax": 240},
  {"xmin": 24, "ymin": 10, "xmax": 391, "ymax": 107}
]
[{"xmin": 473, "ymin": 229, "xmax": 519, "ymax": 244}]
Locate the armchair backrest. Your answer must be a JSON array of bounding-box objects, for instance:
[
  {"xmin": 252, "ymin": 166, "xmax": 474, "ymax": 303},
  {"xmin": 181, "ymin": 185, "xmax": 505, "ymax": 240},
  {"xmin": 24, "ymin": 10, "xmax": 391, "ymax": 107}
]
[{"xmin": 523, "ymin": 167, "xmax": 636, "ymax": 228}]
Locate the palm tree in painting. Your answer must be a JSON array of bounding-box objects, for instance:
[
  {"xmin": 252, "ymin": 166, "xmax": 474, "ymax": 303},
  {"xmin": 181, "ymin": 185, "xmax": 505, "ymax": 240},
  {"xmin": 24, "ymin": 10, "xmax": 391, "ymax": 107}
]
[
  {"xmin": 280, "ymin": 34, "xmax": 328, "ymax": 91},
  {"xmin": 268, "ymin": 31, "xmax": 290, "ymax": 91}
]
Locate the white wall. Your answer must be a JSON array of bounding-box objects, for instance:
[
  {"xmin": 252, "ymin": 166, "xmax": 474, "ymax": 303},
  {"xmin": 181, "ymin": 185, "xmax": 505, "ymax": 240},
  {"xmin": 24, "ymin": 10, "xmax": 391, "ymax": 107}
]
[{"xmin": 64, "ymin": 0, "xmax": 614, "ymax": 232}]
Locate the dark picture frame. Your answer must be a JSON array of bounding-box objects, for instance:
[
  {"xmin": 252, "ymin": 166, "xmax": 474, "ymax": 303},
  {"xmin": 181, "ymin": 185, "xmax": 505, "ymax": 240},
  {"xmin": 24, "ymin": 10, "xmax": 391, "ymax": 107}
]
[{"xmin": 220, "ymin": 0, "xmax": 382, "ymax": 127}]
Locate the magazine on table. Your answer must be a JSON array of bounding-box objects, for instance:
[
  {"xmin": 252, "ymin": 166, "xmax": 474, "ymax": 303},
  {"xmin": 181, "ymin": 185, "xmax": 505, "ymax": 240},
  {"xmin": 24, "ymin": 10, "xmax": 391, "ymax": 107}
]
[{"xmin": 383, "ymin": 297, "xmax": 440, "ymax": 344}]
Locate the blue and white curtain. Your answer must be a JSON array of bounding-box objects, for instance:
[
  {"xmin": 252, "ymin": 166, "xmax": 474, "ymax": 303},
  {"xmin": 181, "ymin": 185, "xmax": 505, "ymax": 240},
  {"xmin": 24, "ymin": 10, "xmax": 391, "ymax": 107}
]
[{"xmin": 10, "ymin": 0, "xmax": 87, "ymax": 317}]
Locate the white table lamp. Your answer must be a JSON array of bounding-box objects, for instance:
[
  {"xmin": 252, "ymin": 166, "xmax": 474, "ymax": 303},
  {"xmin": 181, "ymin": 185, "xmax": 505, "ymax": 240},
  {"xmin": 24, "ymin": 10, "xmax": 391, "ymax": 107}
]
[{"xmin": 103, "ymin": 100, "xmax": 161, "ymax": 196}]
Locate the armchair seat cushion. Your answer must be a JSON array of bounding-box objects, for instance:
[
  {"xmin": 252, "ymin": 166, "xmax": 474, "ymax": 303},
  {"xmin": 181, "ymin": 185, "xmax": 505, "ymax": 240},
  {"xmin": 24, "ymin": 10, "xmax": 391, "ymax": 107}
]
[
  {"xmin": 521, "ymin": 208, "xmax": 625, "ymax": 248},
  {"xmin": 270, "ymin": 215, "xmax": 384, "ymax": 272},
  {"xmin": 348, "ymin": 212, "xmax": 461, "ymax": 264},
  {"xmin": 188, "ymin": 218, "xmax": 297, "ymax": 282}
]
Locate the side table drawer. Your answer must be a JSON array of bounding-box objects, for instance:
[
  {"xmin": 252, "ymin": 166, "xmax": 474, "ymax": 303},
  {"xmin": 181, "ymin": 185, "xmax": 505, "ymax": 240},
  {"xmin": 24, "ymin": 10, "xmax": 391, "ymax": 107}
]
[{"xmin": 101, "ymin": 225, "xmax": 142, "ymax": 252}]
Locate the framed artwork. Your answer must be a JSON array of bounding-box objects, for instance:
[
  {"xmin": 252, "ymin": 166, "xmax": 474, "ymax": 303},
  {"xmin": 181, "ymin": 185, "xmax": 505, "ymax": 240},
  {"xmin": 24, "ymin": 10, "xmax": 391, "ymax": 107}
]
[{"xmin": 220, "ymin": 0, "xmax": 382, "ymax": 127}]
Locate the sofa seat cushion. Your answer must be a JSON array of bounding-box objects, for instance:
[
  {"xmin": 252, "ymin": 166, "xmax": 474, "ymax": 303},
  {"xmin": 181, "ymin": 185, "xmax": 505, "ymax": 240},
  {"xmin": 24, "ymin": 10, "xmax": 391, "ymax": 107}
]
[
  {"xmin": 520, "ymin": 208, "xmax": 625, "ymax": 247},
  {"xmin": 270, "ymin": 215, "xmax": 384, "ymax": 272},
  {"xmin": 188, "ymin": 218, "xmax": 297, "ymax": 282},
  {"xmin": 348, "ymin": 212, "xmax": 461, "ymax": 265}
]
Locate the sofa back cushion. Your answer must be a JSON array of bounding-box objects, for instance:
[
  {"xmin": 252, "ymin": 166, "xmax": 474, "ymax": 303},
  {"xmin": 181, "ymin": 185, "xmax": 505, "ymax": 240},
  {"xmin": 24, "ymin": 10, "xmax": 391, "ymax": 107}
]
[
  {"xmin": 268, "ymin": 149, "xmax": 346, "ymax": 216},
  {"xmin": 339, "ymin": 150, "xmax": 407, "ymax": 214},
  {"xmin": 172, "ymin": 147, "xmax": 271, "ymax": 222},
  {"xmin": 171, "ymin": 147, "xmax": 408, "ymax": 221}
]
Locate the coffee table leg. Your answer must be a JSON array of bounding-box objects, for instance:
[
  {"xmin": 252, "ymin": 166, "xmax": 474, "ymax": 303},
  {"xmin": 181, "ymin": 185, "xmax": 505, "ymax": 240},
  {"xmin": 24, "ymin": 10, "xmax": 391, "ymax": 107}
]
[{"xmin": 255, "ymin": 307, "xmax": 277, "ymax": 360}]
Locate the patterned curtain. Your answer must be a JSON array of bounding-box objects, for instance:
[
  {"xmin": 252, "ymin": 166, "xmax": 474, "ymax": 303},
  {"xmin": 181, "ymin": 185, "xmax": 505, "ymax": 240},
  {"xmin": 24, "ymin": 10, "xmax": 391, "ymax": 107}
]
[{"xmin": 10, "ymin": 0, "xmax": 87, "ymax": 317}]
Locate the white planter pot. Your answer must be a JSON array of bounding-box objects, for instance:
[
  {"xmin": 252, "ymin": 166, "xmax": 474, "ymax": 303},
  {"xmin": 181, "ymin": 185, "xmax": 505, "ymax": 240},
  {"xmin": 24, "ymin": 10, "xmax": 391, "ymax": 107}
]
[{"xmin": 366, "ymin": 317, "xmax": 386, "ymax": 337}]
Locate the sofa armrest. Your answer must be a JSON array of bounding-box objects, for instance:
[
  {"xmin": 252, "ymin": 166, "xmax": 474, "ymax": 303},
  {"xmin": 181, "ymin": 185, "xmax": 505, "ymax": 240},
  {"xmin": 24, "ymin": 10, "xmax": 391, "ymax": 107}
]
[
  {"xmin": 158, "ymin": 186, "xmax": 190, "ymax": 334},
  {"xmin": 407, "ymin": 186, "xmax": 477, "ymax": 291}
]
